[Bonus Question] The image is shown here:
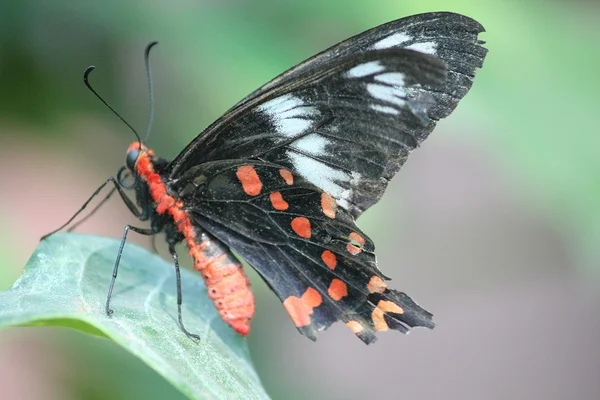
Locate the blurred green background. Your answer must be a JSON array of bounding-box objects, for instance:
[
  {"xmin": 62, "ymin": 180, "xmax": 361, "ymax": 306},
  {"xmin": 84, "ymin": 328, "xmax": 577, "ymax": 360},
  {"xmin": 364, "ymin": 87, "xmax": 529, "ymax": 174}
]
[{"xmin": 1, "ymin": 0, "xmax": 599, "ymax": 399}]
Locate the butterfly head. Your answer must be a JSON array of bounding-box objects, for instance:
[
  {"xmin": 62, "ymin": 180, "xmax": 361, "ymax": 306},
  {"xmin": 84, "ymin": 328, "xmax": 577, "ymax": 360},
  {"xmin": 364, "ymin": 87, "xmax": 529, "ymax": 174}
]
[
  {"xmin": 125, "ymin": 142, "xmax": 155, "ymax": 172},
  {"xmin": 116, "ymin": 142, "xmax": 156, "ymax": 196}
]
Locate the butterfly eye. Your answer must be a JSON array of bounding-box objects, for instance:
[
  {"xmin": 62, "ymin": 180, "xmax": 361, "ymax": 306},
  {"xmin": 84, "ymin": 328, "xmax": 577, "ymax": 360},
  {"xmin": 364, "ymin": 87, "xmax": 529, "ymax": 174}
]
[{"xmin": 126, "ymin": 148, "xmax": 140, "ymax": 171}]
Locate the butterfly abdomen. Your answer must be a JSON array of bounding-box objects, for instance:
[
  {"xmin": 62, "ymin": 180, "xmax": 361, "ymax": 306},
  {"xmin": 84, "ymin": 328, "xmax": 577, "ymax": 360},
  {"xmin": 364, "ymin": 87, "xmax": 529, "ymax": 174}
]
[{"xmin": 188, "ymin": 232, "xmax": 255, "ymax": 336}]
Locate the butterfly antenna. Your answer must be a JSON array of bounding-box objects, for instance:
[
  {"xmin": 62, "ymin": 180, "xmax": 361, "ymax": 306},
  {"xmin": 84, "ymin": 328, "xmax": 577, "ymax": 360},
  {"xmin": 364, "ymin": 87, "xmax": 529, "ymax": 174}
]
[
  {"xmin": 83, "ymin": 66, "xmax": 142, "ymax": 144},
  {"xmin": 143, "ymin": 41, "xmax": 159, "ymax": 143}
]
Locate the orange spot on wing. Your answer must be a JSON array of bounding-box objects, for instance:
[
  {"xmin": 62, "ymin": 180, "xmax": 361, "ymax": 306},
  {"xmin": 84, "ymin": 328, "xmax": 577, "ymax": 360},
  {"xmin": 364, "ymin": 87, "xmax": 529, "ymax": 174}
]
[
  {"xmin": 236, "ymin": 165, "xmax": 262, "ymax": 196},
  {"xmin": 372, "ymin": 300, "xmax": 404, "ymax": 332},
  {"xmin": 279, "ymin": 169, "xmax": 294, "ymax": 185},
  {"xmin": 328, "ymin": 279, "xmax": 348, "ymax": 301},
  {"xmin": 372, "ymin": 308, "xmax": 388, "ymax": 331},
  {"xmin": 321, "ymin": 193, "xmax": 337, "ymax": 219},
  {"xmin": 291, "ymin": 217, "xmax": 311, "ymax": 238},
  {"xmin": 283, "ymin": 287, "xmax": 323, "ymax": 328},
  {"xmin": 368, "ymin": 276, "xmax": 387, "ymax": 293},
  {"xmin": 269, "ymin": 191, "xmax": 289, "ymax": 210},
  {"xmin": 378, "ymin": 300, "xmax": 404, "ymax": 314},
  {"xmin": 321, "ymin": 250, "xmax": 337, "ymax": 270},
  {"xmin": 346, "ymin": 320, "xmax": 364, "ymax": 334}
]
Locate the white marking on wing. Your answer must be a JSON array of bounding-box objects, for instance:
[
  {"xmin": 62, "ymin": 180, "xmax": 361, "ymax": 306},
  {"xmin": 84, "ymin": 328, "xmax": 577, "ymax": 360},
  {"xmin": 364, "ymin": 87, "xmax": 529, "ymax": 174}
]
[
  {"xmin": 258, "ymin": 94, "xmax": 318, "ymax": 138},
  {"xmin": 405, "ymin": 41, "xmax": 437, "ymax": 55},
  {"xmin": 347, "ymin": 61, "xmax": 385, "ymax": 78},
  {"xmin": 372, "ymin": 32, "xmax": 412, "ymax": 50},
  {"xmin": 336, "ymin": 191, "xmax": 352, "ymax": 209},
  {"xmin": 367, "ymin": 84, "xmax": 406, "ymax": 106},
  {"xmin": 258, "ymin": 93, "xmax": 301, "ymax": 113},
  {"xmin": 290, "ymin": 134, "xmax": 329, "ymax": 156},
  {"xmin": 350, "ymin": 171, "xmax": 362, "ymax": 186},
  {"xmin": 277, "ymin": 118, "xmax": 312, "ymax": 137},
  {"xmin": 287, "ymin": 152, "xmax": 350, "ymax": 200},
  {"xmin": 336, "ymin": 172, "xmax": 361, "ymax": 209},
  {"xmin": 370, "ymin": 104, "xmax": 399, "ymax": 115},
  {"xmin": 374, "ymin": 72, "xmax": 405, "ymax": 87}
]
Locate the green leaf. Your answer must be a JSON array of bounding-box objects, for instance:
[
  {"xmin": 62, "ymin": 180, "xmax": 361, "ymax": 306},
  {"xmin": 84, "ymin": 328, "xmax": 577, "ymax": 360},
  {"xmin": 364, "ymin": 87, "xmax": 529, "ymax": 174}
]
[{"xmin": 0, "ymin": 233, "xmax": 270, "ymax": 400}]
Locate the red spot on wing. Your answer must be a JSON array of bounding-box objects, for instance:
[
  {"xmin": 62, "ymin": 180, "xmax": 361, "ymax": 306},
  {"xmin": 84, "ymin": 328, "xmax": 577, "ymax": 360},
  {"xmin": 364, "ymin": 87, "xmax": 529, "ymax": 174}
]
[
  {"xmin": 347, "ymin": 232, "xmax": 366, "ymax": 255},
  {"xmin": 346, "ymin": 244, "xmax": 361, "ymax": 255},
  {"xmin": 368, "ymin": 276, "xmax": 387, "ymax": 293},
  {"xmin": 321, "ymin": 250, "xmax": 337, "ymax": 270},
  {"xmin": 328, "ymin": 279, "xmax": 348, "ymax": 301},
  {"xmin": 320, "ymin": 193, "xmax": 337, "ymax": 219},
  {"xmin": 269, "ymin": 191, "xmax": 289, "ymax": 210},
  {"xmin": 283, "ymin": 297, "xmax": 309, "ymax": 327},
  {"xmin": 303, "ymin": 287, "xmax": 322, "ymax": 309},
  {"xmin": 236, "ymin": 165, "xmax": 262, "ymax": 196},
  {"xmin": 349, "ymin": 232, "xmax": 365, "ymax": 246},
  {"xmin": 279, "ymin": 169, "xmax": 294, "ymax": 185},
  {"xmin": 283, "ymin": 287, "xmax": 323, "ymax": 327},
  {"xmin": 291, "ymin": 217, "xmax": 311, "ymax": 238}
]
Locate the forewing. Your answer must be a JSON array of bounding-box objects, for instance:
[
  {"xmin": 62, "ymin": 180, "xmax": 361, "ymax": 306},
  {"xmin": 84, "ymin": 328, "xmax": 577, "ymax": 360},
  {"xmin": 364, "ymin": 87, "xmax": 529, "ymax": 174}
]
[
  {"xmin": 167, "ymin": 12, "xmax": 486, "ymax": 217},
  {"xmin": 169, "ymin": 50, "xmax": 444, "ymax": 217},
  {"xmin": 172, "ymin": 161, "xmax": 434, "ymax": 343},
  {"xmin": 237, "ymin": 11, "xmax": 487, "ymax": 114}
]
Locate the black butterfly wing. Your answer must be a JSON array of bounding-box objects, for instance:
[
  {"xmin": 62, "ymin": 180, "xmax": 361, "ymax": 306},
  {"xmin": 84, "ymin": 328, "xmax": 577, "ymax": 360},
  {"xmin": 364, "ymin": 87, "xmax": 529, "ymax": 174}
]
[
  {"xmin": 172, "ymin": 161, "xmax": 434, "ymax": 343},
  {"xmin": 236, "ymin": 11, "xmax": 486, "ymax": 116},
  {"xmin": 167, "ymin": 12, "xmax": 487, "ymax": 218}
]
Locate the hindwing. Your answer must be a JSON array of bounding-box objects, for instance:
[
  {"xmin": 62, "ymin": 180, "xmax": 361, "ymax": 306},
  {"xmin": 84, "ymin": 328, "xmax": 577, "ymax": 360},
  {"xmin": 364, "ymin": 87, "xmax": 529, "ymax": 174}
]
[{"xmin": 172, "ymin": 161, "xmax": 433, "ymax": 343}]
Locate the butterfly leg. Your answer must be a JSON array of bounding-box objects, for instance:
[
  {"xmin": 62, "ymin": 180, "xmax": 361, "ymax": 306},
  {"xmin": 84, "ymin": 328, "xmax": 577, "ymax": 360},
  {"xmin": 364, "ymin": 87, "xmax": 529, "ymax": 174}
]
[
  {"xmin": 66, "ymin": 186, "xmax": 117, "ymax": 234},
  {"xmin": 168, "ymin": 243, "xmax": 201, "ymax": 341},
  {"xmin": 105, "ymin": 224, "xmax": 155, "ymax": 316},
  {"xmin": 150, "ymin": 235, "xmax": 160, "ymax": 254},
  {"xmin": 41, "ymin": 172, "xmax": 147, "ymax": 240}
]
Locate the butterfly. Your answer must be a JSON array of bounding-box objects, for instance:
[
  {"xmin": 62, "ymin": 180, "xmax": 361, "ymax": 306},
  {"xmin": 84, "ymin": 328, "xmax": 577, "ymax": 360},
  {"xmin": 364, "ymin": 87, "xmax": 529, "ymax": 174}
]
[{"xmin": 45, "ymin": 11, "xmax": 487, "ymax": 344}]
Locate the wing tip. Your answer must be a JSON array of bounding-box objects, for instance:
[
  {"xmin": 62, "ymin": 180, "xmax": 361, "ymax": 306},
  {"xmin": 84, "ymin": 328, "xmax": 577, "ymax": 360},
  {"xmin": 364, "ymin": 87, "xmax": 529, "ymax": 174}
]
[
  {"xmin": 412, "ymin": 11, "xmax": 487, "ymax": 34},
  {"xmin": 348, "ymin": 288, "xmax": 435, "ymax": 345}
]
